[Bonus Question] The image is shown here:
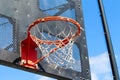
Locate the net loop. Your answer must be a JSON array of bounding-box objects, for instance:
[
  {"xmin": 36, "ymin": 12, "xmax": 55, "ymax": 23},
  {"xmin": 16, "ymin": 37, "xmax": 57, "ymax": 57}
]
[{"xmin": 28, "ymin": 16, "xmax": 81, "ymax": 69}]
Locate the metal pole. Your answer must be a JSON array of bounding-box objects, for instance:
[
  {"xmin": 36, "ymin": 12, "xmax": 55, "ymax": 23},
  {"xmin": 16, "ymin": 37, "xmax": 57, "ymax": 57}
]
[{"xmin": 98, "ymin": 0, "xmax": 120, "ymax": 80}]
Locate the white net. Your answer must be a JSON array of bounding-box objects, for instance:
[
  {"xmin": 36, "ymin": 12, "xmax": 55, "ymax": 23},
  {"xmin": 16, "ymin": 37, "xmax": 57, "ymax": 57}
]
[{"xmin": 30, "ymin": 19, "xmax": 79, "ymax": 69}]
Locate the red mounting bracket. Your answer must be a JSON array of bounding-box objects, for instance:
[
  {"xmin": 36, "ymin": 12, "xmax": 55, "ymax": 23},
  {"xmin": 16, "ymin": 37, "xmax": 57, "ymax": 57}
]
[{"xmin": 20, "ymin": 35, "xmax": 38, "ymax": 69}]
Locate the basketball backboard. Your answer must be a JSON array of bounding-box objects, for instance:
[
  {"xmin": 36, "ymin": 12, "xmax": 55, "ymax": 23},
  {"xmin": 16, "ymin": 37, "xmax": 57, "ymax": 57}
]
[{"xmin": 0, "ymin": 0, "xmax": 91, "ymax": 80}]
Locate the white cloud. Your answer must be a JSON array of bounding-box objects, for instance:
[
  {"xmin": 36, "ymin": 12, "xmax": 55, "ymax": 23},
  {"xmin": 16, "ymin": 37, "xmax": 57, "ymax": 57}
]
[
  {"xmin": 103, "ymin": 75, "xmax": 113, "ymax": 80},
  {"xmin": 38, "ymin": 76, "xmax": 54, "ymax": 80},
  {"xmin": 91, "ymin": 72, "xmax": 98, "ymax": 80},
  {"xmin": 115, "ymin": 54, "xmax": 120, "ymax": 74},
  {"xmin": 89, "ymin": 52, "xmax": 113, "ymax": 80}
]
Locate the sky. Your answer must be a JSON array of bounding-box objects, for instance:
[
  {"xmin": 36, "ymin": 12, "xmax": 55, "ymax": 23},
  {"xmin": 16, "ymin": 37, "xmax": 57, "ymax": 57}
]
[
  {"xmin": 82, "ymin": 0, "xmax": 120, "ymax": 80},
  {"xmin": 0, "ymin": 0, "xmax": 120, "ymax": 80}
]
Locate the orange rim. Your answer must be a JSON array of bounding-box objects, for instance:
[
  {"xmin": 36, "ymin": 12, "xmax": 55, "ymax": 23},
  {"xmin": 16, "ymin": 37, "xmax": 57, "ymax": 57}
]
[{"xmin": 27, "ymin": 16, "xmax": 81, "ymax": 45}]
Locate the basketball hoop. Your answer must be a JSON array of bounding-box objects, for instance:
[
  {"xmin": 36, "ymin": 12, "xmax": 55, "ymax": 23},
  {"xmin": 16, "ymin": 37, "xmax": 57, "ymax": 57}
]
[{"xmin": 20, "ymin": 16, "xmax": 82, "ymax": 69}]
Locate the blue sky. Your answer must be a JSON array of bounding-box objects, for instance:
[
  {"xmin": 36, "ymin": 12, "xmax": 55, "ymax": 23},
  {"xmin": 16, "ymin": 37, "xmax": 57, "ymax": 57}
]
[
  {"xmin": 82, "ymin": 0, "xmax": 120, "ymax": 80},
  {"xmin": 0, "ymin": 0, "xmax": 120, "ymax": 80},
  {"xmin": 0, "ymin": 65, "xmax": 56, "ymax": 80}
]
